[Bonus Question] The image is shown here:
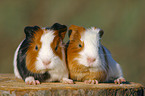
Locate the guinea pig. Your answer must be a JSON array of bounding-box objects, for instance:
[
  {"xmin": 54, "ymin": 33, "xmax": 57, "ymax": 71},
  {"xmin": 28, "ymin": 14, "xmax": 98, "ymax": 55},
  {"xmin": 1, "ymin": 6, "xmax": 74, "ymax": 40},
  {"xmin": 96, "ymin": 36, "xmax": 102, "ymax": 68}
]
[
  {"xmin": 13, "ymin": 23, "xmax": 73, "ymax": 85},
  {"xmin": 66, "ymin": 25, "xmax": 126, "ymax": 84}
]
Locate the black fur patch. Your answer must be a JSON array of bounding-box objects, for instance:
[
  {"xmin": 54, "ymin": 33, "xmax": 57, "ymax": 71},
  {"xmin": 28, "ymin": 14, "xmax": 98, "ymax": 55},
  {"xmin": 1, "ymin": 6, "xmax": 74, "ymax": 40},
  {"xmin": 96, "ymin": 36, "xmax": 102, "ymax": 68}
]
[
  {"xmin": 99, "ymin": 29, "xmax": 104, "ymax": 38},
  {"xmin": 68, "ymin": 30, "xmax": 72, "ymax": 38},
  {"xmin": 24, "ymin": 26, "xmax": 40, "ymax": 38},
  {"xmin": 65, "ymin": 41, "xmax": 70, "ymax": 49},
  {"xmin": 51, "ymin": 23, "xmax": 67, "ymax": 32},
  {"xmin": 17, "ymin": 27, "xmax": 51, "ymax": 82},
  {"xmin": 65, "ymin": 41, "xmax": 70, "ymax": 70},
  {"xmin": 45, "ymin": 27, "xmax": 50, "ymax": 30}
]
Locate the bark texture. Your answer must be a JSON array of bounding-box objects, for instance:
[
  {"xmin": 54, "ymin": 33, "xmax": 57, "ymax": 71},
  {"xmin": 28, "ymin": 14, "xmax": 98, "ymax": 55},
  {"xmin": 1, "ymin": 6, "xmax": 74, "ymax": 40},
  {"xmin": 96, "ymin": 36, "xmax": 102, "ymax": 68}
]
[{"xmin": 0, "ymin": 74, "xmax": 144, "ymax": 96}]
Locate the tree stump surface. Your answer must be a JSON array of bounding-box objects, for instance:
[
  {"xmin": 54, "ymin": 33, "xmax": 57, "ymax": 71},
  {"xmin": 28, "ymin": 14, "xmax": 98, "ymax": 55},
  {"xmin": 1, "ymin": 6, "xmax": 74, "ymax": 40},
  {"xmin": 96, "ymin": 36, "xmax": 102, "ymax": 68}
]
[{"xmin": 0, "ymin": 74, "xmax": 144, "ymax": 96}]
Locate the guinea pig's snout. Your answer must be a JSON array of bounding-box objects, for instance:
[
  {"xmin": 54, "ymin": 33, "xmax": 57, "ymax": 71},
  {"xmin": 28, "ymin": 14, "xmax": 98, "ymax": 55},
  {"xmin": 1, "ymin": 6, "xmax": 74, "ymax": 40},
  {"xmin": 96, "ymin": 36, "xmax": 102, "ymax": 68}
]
[
  {"xmin": 87, "ymin": 57, "xmax": 96, "ymax": 64},
  {"xmin": 43, "ymin": 60, "xmax": 51, "ymax": 66}
]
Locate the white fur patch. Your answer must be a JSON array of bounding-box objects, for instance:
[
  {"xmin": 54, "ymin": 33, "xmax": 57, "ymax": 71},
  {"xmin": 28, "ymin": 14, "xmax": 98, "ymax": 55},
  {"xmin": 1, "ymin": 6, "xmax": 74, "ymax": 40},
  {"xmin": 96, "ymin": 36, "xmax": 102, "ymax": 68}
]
[
  {"xmin": 13, "ymin": 40, "xmax": 23, "ymax": 79},
  {"xmin": 76, "ymin": 27, "xmax": 104, "ymax": 69},
  {"xmin": 35, "ymin": 30, "xmax": 55, "ymax": 72},
  {"xmin": 47, "ymin": 61, "xmax": 69, "ymax": 82}
]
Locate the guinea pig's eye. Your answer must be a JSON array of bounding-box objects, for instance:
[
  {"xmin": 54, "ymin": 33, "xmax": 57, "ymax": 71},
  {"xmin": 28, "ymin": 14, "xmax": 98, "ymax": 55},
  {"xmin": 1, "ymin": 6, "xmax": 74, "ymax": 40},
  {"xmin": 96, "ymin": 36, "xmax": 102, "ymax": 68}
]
[
  {"xmin": 55, "ymin": 45, "xmax": 58, "ymax": 51},
  {"xmin": 35, "ymin": 45, "xmax": 38, "ymax": 51},
  {"xmin": 79, "ymin": 44, "xmax": 82, "ymax": 48}
]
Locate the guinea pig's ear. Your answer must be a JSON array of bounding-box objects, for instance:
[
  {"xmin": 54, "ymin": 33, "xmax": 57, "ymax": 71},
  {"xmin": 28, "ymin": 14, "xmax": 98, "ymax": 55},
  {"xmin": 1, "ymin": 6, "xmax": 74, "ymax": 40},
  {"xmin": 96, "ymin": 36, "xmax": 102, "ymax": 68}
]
[
  {"xmin": 98, "ymin": 29, "xmax": 104, "ymax": 38},
  {"xmin": 51, "ymin": 23, "xmax": 67, "ymax": 31},
  {"xmin": 51, "ymin": 23, "xmax": 67, "ymax": 39},
  {"xmin": 24, "ymin": 26, "xmax": 40, "ymax": 38}
]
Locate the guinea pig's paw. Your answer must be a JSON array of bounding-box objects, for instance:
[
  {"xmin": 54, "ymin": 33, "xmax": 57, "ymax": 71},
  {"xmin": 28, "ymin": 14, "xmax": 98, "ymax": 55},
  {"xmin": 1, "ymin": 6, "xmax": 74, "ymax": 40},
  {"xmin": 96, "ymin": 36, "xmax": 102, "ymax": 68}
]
[
  {"xmin": 84, "ymin": 80, "xmax": 98, "ymax": 84},
  {"xmin": 114, "ymin": 77, "xmax": 126, "ymax": 84},
  {"xmin": 25, "ymin": 76, "xmax": 40, "ymax": 85},
  {"xmin": 61, "ymin": 78, "xmax": 74, "ymax": 84}
]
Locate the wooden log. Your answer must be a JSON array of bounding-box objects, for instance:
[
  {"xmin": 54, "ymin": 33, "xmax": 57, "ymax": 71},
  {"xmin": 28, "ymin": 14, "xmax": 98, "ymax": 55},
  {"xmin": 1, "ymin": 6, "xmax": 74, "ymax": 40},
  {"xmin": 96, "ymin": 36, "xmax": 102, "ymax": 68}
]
[{"xmin": 0, "ymin": 74, "xmax": 144, "ymax": 96}]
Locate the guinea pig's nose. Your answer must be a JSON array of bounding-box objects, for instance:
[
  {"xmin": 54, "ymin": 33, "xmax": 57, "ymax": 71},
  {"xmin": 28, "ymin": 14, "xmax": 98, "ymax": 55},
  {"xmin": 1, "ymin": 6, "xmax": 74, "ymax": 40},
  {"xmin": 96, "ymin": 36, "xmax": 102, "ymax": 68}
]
[
  {"xmin": 43, "ymin": 61, "xmax": 51, "ymax": 65},
  {"xmin": 87, "ymin": 57, "xmax": 96, "ymax": 63}
]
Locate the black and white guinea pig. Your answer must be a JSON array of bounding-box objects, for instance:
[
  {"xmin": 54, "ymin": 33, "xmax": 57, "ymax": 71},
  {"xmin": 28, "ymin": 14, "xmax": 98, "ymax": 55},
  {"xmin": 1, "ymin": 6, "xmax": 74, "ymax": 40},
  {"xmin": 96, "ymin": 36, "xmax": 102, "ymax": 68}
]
[
  {"xmin": 13, "ymin": 23, "xmax": 73, "ymax": 85},
  {"xmin": 66, "ymin": 25, "xmax": 126, "ymax": 84}
]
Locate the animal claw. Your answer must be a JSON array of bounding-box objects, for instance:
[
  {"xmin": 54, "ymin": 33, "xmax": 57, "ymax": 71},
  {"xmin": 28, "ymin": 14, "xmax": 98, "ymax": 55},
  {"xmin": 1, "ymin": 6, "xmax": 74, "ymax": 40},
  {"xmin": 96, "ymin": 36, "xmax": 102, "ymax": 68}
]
[
  {"xmin": 25, "ymin": 76, "xmax": 40, "ymax": 85},
  {"xmin": 62, "ymin": 78, "xmax": 74, "ymax": 84},
  {"xmin": 84, "ymin": 80, "xmax": 99, "ymax": 84},
  {"xmin": 114, "ymin": 77, "xmax": 126, "ymax": 84}
]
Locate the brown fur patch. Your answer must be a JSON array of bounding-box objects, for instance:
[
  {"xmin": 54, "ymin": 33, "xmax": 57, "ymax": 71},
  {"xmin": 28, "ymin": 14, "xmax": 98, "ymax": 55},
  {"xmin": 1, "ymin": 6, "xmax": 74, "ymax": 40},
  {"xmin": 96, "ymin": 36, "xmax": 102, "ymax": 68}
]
[
  {"xmin": 26, "ymin": 28, "xmax": 44, "ymax": 73},
  {"xmin": 51, "ymin": 30, "xmax": 67, "ymax": 60},
  {"xmin": 67, "ymin": 25, "xmax": 85, "ymax": 62},
  {"xmin": 69, "ymin": 25, "xmax": 85, "ymax": 41},
  {"xmin": 68, "ymin": 60, "xmax": 107, "ymax": 82}
]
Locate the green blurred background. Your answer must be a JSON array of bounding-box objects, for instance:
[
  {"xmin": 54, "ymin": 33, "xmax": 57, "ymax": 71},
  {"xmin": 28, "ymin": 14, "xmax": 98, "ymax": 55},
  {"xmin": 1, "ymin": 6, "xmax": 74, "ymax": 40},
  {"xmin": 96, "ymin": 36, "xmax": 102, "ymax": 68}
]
[{"xmin": 0, "ymin": 0, "xmax": 145, "ymax": 86}]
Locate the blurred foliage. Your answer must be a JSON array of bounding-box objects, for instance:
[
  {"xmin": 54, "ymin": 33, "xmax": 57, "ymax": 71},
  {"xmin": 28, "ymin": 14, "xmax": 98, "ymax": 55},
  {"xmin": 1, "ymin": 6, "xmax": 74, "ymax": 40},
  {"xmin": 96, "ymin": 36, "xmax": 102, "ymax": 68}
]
[{"xmin": 0, "ymin": 0, "xmax": 145, "ymax": 86}]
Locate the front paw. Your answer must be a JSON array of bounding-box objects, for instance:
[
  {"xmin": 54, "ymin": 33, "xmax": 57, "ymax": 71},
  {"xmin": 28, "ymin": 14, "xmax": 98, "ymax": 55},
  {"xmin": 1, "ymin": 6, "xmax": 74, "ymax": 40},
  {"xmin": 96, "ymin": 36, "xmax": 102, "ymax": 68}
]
[
  {"xmin": 114, "ymin": 77, "xmax": 126, "ymax": 84},
  {"xmin": 84, "ymin": 80, "xmax": 98, "ymax": 84},
  {"xmin": 62, "ymin": 78, "xmax": 74, "ymax": 84},
  {"xmin": 25, "ymin": 76, "xmax": 40, "ymax": 85}
]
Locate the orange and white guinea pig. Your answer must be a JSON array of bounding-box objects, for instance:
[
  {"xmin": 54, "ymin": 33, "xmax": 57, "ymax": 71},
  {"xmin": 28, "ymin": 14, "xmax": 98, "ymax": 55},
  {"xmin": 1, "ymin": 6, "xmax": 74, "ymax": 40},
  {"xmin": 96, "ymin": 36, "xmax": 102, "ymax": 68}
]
[
  {"xmin": 66, "ymin": 25, "xmax": 126, "ymax": 84},
  {"xmin": 13, "ymin": 23, "xmax": 73, "ymax": 85}
]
